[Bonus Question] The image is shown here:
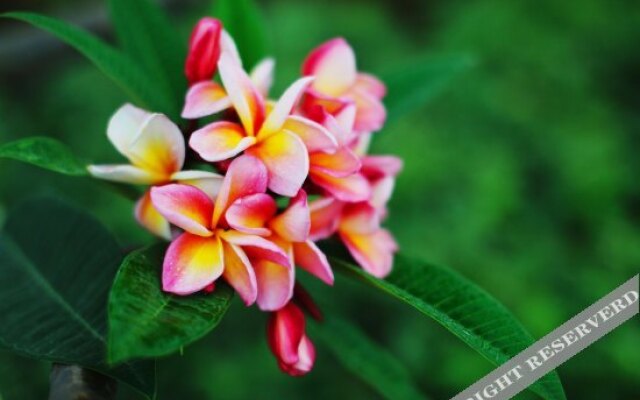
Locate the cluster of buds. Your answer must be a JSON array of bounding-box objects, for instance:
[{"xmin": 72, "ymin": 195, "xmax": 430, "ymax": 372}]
[{"xmin": 89, "ymin": 17, "xmax": 401, "ymax": 376}]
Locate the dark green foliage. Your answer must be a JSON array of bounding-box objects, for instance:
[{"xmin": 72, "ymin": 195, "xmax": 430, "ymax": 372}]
[{"xmin": 0, "ymin": 198, "xmax": 155, "ymax": 398}]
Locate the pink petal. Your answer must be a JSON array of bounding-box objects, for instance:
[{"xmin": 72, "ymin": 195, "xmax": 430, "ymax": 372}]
[
  {"xmin": 182, "ymin": 81, "xmax": 231, "ymax": 119},
  {"xmin": 247, "ymin": 130, "xmax": 309, "ymax": 197},
  {"xmin": 220, "ymin": 30, "xmax": 242, "ymax": 67},
  {"xmin": 333, "ymin": 103, "xmax": 357, "ymax": 138},
  {"xmin": 350, "ymin": 87, "xmax": 386, "ymax": 133},
  {"xmin": 127, "ymin": 113, "xmax": 186, "ymax": 176},
  {"xmin": 310, "ymin": 170, "xmax": 371, "ymax": 202},
  {"xmin": 150, "ymin": 184, "xmax": 213, "ymax": 236},
  {"xmin": 361, "ymin": 155, "xmax": 403, "ymax": 179},
  {"xmin": 226, "ymin": 193, "xmax": 277, "ymax": 236},
  {"xmin": 339, "ymin": 202, "xmax": 380, "ymax": 234},
  {"xmin": 269, "ymin": 190, "xmax": 310, "ymax": 242},
  {"xmin": 135, "ymin": 190, "xmax": 171, "ymax": 240},
  {"xmin": 222, "ymin": 242, "xmax": 257, "ymax": 306},
  {"xmin": 259, "ymin": 77, "xmax": 314, "ymax": 138},
  {"xmin": 283, "ymin": 115, "xmax": 338, "ymax": 153},
  {"xmin": 87, "ymin": 164, "xmax": 160, "ymax": 184},
  {"xmin": 320, "ymin": 105, "xmax": 358, "ymax": 146},
  {"xmin": 354, "ymin": 73, "xmax": 386, "ymax": 99},
  {"xmin": 352, "ymin": 132, "xmax": 373, "ymax": 156},
  {"xmin": 218, "ymin": 53, "xmax": 265, "ymax": 136},
  {"xmin": 302, "ymin": 37, "xmax": 357, "ymax": 96},
  {"xmin": 280, "ymin": 335, "xmax": 315, "ymax": 376},
  {"xmin": 293, "ymin": 240, "xmax": 334, "ymax": 285},
  {"xmin": 250, "ymin": 58, "xmax": 275, "ymax": 97},
  {"xmin": 170, "ymin": 170, "xmax": 224, "ymax": 201},
  {"xmin": 212, "ymin": 155, "xmax": 268, "ymax": 227},
  {"xmin": 300, "ymin": 89, "xmax": 350, "ymax": 123},
  {"xmin": 163, "ymin": 233, "xmax": 224, "ymax": 294},
  {"xmin": 220, "ymin": 230, "xmax": 291, "ymax": 268},
  {"xmin": 340, "ymin": 228, "xmax": 397, "ymax": 278},
  {"xmin": 370, "ymin": 176, "xmax": 396, "ymax": 216},
  {"xmin": 254, "ymin": 259, "xmax": 295, "ymax": 311},
  {"xmin": 310, "ymin": 146, "xmax": 361, "ymax": 178},
  {"xmin": 189, "ymin": 121, "xmax": 256, "ymax": 162},
  {"xmin": 106, "ymin": 104, "xmax": 149, "ymax": 159},
  {"xmin": 308, "ymin": 197, "xmax": 344, "ymax": 240}
]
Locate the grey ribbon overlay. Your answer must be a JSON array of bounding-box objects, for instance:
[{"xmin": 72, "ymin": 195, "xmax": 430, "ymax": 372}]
[{"xmin": 451, "ymin": 274, "xmax": 639, "ymax": 400}]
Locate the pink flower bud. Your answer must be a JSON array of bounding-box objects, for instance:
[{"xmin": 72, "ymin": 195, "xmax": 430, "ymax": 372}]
[
  {"xmin": 267, "ymin": 303, "xmax": 316, "ymax": 376},
  {"xmin": 185, "ymin": 17, "xmax": 223, "ymax": 85}
]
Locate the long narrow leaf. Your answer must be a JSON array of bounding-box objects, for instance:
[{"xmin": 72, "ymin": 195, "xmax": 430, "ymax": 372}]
[
  {"xmin": 109, "ymin": 0, "xmax": 186, "ymax": 115},
  {"xmin": 0, "ymin": 137, "xmax": 87, "ymax": 176},
  {"xmin": 2, "ymin": 12, "xmax": 176, "ymax": 116},
  {"xmin": 311, "ymin": 316, "xmax": 427, "ymax": 400},
  {"xmin": 330, "ymin": 255, "xmax": 566, "ymax": 400},
  {"xmin": 0, "ymin": 137, "xmax": 141, "ymax": 200}
]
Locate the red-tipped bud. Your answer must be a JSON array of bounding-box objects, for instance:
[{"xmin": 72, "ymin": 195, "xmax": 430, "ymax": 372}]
[
  {"xmin": 185, "ymin": 17, "xmax": 223, "ymax": 85},
  {"xmin": 267, "ymin": 303, "xmax": 316, "ymax": 376}
]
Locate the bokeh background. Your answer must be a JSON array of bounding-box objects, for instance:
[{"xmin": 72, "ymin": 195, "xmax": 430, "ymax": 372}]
[{"xmin": 0, "ymin": 0, "xmax": 638, "ymax": 399}]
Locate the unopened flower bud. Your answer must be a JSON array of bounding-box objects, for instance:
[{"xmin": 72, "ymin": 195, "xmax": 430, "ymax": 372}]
[
  {"xmin": 185, "ymin": 17, "xmax": 223, "ymax": 85},
  {"xmin": 267, "ymin": 303, "xmax": 316, "ymax": 376}
]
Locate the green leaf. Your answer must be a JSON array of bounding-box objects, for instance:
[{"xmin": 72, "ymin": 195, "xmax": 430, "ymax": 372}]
[
  {"xmin": 2, "ymin": 12, "xmax": 176, "ymax": 117},
  {"xmin": 311, "ymin": 316, "xmax": 427, "ymax": 400},
  {"xmin": 108, "ymin": 245, "xmax": 234, "ymax": 364},
  {"xmin": 213, "ymin": 0, "xmax": 269, "ymax": 68},
  {"xmin": 108, "ymin": 0, "xmax": 187, "ymax": 111},
  {"xmin": 0, "ymin": 137, "xmax": 142, "ymax": 201},
  {"xmin": 0, "ymin": 198, "xmax": 155, "ymax": 398},
  {"xmin": 330, "ymin": 255, "xmax": 566, "ymax": 400},
  {"xmin": 383, "ymin": 54, "xmax": 474, "ymax": 123},
  {"xmin": 0, "ymin": 137, "xmax": 87, "ymax": 176}
]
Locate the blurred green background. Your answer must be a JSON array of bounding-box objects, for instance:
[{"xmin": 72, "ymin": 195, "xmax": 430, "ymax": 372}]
[{"xmin": 0, "ymin": 0, "xmax": 638, "ymax": 399}]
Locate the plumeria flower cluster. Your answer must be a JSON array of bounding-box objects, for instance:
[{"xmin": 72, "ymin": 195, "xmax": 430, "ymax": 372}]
[{"xmin": 89, "ymin": 17, "xmax": 401, "ymax": 376}]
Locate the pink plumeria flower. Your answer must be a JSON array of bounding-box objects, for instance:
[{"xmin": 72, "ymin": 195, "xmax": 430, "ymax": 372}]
[
  {"xmin": 309, "ymin": 198, "xmax": 398, "ymax": 278},
  {"xmin": 189, "ymin": 53, "xmax": 337, "ymax": 197},
  {"xmin": 151, "ymin": 155, "xmax": 297, "ymax": 311},
  {"xmin": 88, "ymin": 104, "xmax": 222, "ymax": 239},
  {"xmin": 307, "ymin": 153, "xmax": 401, "ymax": 278},
  {"xmin": 301, "ymin": 38, "xmax": 386, "ymax": 133},
  {"xmin": 307, "ymin": 105, "xmax": 372, "ymax": 202},
  {"xmin": 309, "ymin": 152, "xmax": 402, "ymax": 278},
  {"xmin": 227, "ymin": 189, "xmax": 335, "ymax": 287},
  {"xmin": 270, "ymin": 191, "xmax": 335, "ymax": 286},
  {"xmin": 267, "ymin": 302, "xmax": 316, "ymax": 376}
]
